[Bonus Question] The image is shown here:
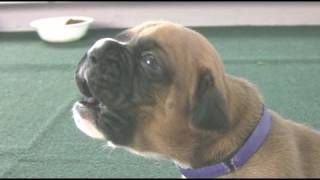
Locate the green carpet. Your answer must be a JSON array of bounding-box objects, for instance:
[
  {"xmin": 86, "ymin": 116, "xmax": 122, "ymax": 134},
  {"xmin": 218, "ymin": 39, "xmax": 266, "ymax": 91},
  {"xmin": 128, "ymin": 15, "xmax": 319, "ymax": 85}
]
[{"xmin": 0, "ymin": 26, "xmax": 320, "ymax": 178}]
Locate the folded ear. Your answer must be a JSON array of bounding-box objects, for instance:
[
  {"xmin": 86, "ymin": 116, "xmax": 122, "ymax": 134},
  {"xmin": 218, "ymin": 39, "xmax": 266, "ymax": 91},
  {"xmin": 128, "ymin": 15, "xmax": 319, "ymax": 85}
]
[
  {"xmin": 190, "ymin": 70, "xmax": 230, "ymax": 132},
  {"xmin": 114, "ymin": 30, "xmax": 131, "ymax": 41}
]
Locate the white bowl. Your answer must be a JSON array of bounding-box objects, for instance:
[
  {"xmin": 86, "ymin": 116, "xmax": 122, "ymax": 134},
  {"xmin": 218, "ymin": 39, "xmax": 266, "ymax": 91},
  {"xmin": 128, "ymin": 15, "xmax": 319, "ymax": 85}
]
[{"xmin": 30, "ymin": 16, "xmax": 94, "ymax": 43}]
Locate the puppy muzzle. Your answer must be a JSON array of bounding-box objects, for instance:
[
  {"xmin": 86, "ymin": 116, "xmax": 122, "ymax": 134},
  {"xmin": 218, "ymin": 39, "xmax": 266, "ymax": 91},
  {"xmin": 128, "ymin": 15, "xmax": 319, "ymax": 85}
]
[{"xmin": 75, "ymin": 38, "xmax": 134, "ymax": 109}]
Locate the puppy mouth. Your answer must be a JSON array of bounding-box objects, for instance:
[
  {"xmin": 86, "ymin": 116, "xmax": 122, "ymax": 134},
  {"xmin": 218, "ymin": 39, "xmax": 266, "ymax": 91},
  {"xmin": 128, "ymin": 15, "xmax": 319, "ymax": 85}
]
[
  {"xmin": 75, "ymin": 69, "xmax": 105, "ymax": 109},
  {"xmin": 72, "ymin": 99, "xmax": 105, "ymax": 140},
  {"xmin": 79, "ymin": 96, "xmax": 100, "ymax": 108},
  {"xmin": 73, "ymin": 75, "xmax": 107, "ymax": 139}
]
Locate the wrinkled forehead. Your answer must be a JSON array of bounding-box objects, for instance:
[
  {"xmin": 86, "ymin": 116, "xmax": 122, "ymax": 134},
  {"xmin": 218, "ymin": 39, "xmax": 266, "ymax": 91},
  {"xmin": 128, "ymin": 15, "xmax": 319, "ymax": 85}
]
[
  {"xmin": 115, "ymin": 22, "xmax": 187, "ymax": 45},
  {"xmin": 114, "ymin": 23, "xmax": 186, "ymax": 66}
]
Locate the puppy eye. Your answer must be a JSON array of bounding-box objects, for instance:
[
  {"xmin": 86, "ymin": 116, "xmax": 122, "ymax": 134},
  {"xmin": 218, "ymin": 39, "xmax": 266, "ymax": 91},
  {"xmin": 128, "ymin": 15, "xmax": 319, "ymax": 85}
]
[{"xmin": 141, "ymin": 52, "xmax": 161, "ymax": 72}]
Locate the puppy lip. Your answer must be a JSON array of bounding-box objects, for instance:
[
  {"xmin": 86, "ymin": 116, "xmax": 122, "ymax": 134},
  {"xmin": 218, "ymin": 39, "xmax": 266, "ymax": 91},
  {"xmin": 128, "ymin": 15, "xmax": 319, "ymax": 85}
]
[
  {"xmin": 72, "ymin": 102, "xmax": 105, "ymax": 140},
  {"xmin": 79, "ymin": 96, "xmax": 100, "ymax": 107}
]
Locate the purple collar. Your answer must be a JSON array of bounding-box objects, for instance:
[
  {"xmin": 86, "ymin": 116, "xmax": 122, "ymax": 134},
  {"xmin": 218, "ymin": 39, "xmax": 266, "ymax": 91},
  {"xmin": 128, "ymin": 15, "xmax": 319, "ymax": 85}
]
[{"xmin": 178, "ymin": 105, "xmax": 272, "ymax": 178}]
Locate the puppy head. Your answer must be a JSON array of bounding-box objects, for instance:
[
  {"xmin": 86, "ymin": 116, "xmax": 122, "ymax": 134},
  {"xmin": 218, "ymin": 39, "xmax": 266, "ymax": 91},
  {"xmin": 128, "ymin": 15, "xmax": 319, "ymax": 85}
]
[{"xmin": 72, "ymin": 21, "xmax": 230, "ymax": 166}]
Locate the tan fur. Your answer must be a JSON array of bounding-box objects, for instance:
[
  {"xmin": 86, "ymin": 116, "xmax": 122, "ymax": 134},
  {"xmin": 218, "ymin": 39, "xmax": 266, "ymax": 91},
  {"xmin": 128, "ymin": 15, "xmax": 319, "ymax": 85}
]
[{"xmin": 125, "ymin": 21, "xmax": 320, "ymax": 177}]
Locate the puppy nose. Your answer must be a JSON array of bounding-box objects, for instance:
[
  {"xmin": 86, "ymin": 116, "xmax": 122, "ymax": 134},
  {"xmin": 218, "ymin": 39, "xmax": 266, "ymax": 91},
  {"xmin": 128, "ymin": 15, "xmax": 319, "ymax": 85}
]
[{"xmin": 87, "ymin": 38, "xmax": 124, "ymax": 63}]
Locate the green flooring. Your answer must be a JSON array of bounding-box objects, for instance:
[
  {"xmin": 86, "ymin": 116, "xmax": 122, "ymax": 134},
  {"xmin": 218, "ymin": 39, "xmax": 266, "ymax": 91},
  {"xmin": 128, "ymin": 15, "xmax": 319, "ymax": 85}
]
[{"xmin": 0, "ymin": 26, "xmax": 320, "ymax": 178}]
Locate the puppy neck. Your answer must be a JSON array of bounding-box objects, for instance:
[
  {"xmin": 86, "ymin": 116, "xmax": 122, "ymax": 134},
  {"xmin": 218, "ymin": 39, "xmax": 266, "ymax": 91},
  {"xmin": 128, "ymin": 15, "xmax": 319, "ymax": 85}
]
[
  {"xmin": 188, "ymin": 74, "xmax": 264, "ymax": 168},
  {"xmin": 225, "ymin": 74, "xmax": 265, "ymax": 131}
]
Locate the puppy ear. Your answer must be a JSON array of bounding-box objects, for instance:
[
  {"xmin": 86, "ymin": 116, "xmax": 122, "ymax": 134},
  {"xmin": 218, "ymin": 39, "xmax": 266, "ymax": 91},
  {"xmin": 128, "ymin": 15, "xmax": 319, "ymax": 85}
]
[
  {"xmin": 115, "ymin": 30, "xmax": 131, "ymax": 41},
  {"xmin": 190, "ymin": 70, "xmax": 230, "ymax": 132}
]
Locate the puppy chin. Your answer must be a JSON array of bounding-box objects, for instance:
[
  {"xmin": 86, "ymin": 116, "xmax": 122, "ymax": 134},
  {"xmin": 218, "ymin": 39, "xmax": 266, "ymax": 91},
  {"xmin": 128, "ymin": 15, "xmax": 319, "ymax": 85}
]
[
  {"xmin": 105, "ymin": 141, "xmax": 168, "ymax": 161},
  {"xmin": 72, "ymin": 101, "xmax": 105, "ymax": 140}
]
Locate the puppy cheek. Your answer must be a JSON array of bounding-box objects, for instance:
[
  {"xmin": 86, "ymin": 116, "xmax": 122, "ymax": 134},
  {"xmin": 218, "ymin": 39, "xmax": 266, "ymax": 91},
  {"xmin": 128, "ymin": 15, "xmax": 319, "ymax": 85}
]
[{"xmin": 72, "ymin": 102, "xmax": 105, "ymax": 139}]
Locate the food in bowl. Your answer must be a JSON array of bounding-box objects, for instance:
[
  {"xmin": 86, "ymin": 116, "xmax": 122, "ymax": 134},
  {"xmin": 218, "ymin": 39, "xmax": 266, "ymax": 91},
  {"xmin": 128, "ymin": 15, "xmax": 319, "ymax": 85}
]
[{"xmin": 65, "ymin": 19, "xmax": 85, "ymax": 25}]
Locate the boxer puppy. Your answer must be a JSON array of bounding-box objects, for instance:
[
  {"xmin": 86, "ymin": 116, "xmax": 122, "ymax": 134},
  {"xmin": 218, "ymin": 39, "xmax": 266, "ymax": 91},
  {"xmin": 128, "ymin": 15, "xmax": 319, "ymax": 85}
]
[{"xmin": 72, "ymin": 21, "xmax": 320, "ymax": 178}]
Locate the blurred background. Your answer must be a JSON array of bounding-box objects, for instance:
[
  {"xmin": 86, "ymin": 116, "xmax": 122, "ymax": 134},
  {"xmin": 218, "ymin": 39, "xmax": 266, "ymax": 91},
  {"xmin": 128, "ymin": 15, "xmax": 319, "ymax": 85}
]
[{"xmin": 1, "ymin": 1, "xmax": 320, "ymax": 178}]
